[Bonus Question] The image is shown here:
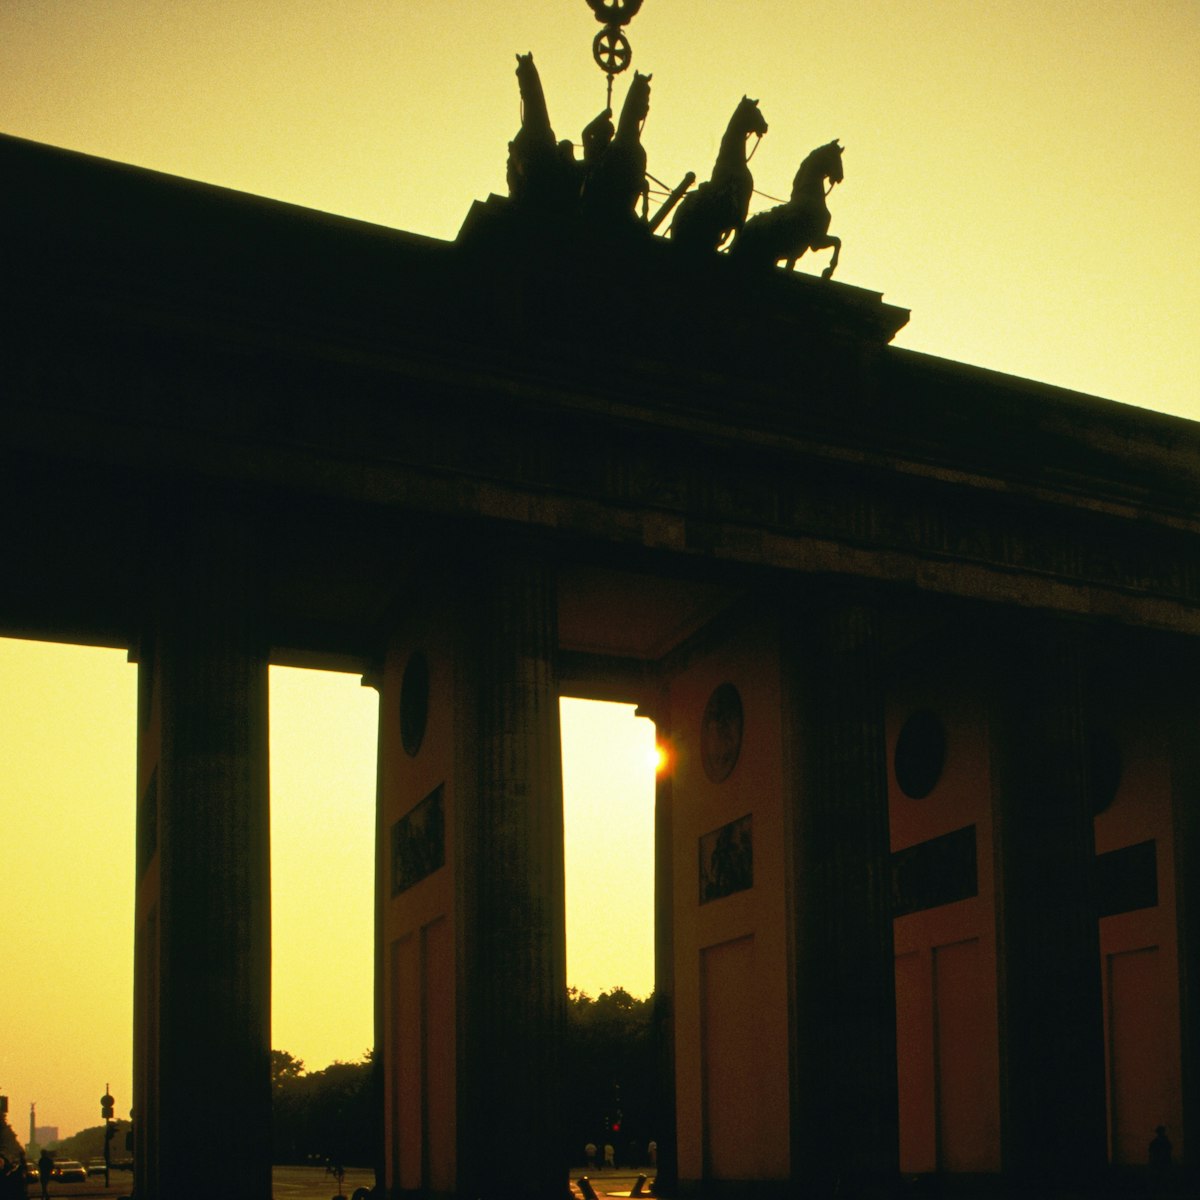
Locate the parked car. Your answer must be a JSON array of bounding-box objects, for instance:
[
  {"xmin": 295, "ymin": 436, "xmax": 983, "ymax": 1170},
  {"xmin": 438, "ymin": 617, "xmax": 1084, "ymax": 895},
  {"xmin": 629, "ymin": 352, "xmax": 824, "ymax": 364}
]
[
  {"xmin": 52, "ymin": 1159, "xmax": 88, "ymax": 1182},
  {"xmin": 86, "ymin": 1158, "xmax": 107, "ymax": 1176}
]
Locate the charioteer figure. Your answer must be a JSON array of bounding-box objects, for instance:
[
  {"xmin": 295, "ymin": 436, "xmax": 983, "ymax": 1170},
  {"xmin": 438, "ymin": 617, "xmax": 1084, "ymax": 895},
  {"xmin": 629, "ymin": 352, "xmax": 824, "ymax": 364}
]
[{"xmin": 579, "ymin": 70, "xmax": 652, "ymax": 228}]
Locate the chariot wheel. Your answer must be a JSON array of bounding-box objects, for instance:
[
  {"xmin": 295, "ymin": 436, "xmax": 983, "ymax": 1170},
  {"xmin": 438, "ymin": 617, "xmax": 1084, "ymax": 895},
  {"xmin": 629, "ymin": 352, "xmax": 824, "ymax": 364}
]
[{"xmin": 592, "ymin": 27, "xmax": 632, "ymax": 75}]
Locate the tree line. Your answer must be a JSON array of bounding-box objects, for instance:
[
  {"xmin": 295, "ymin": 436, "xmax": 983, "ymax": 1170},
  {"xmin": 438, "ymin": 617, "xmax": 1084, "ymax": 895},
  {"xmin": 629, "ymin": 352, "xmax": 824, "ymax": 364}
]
[
  {"xmin": 271, "ymin": 987, "xmax": 657, "ymax": 1169},
  {"xmin": 563, "ymin": 987, "xmax": 657, "ymax": 1166},
  {"xmin": 0, "ymin": 986, "xmax": 656, "ymax": 1176},
  {"xmin": 40, "ymin": 1120, "xmax": 132, "ymax": 1166},
  {"xmin": 272, "ymin": 1049, "xmax": 377, "ymax": 1168}
]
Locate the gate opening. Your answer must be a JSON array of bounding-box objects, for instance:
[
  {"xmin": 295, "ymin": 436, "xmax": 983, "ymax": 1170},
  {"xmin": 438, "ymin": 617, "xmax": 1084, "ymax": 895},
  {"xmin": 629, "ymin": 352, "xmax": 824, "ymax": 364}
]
[
  {"xmin": 0, "ymin": 637, "xmax": 137, "ymax": 1146},
  {"xmin": 268, "ymin": 666, "xmax": 378, "ymax": 1072},
  {"xmin": 560, "ymin": 697, "xmax": 658, "ymax": 999}
]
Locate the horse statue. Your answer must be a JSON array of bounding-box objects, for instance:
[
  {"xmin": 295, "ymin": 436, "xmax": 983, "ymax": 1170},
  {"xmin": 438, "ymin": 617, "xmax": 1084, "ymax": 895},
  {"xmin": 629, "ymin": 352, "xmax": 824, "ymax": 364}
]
[
  {"xmin": 669, "ymin": 96, "xmax": 768, "ymax": 253},
  {"xmin": 730, "ymin": 139, "xmax": 844, "ymax": 278},
  {"xmin": 580, "ymin": 70, "xmax": 653, "ymax": 227},
  {"xmin": 507, "ymin": 52, "xmax": 576, "ymax": 213}
]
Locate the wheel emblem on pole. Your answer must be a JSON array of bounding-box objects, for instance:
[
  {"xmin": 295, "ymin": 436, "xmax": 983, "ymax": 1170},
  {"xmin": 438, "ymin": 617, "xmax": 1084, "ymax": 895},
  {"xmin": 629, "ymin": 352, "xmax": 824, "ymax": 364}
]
[{"xmin": 593, "ymin": 26, "xmax": 632, "ymax": 75}]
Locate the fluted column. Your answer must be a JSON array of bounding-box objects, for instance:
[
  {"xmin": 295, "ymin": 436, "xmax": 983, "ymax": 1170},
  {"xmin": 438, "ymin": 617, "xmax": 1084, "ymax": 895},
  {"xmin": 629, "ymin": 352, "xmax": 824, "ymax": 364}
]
[
  {"xmin": 134, "ymin": 513, "xmax": 271, "ymax": 1200},
  {"xmin": 1167, "ymin": 655, "xmax": 1200, "ymax": 1185},
  {"xmin": 785, "ymin": 588, "xmax": 898, "ymax": 1193},
  {"xmin": 456, "ymin": 548, "xmax": 567, "ymax": 1200},
  {"xmin": 991, "ymin": 623, "xmax": 1106, "ymax": 1185}
]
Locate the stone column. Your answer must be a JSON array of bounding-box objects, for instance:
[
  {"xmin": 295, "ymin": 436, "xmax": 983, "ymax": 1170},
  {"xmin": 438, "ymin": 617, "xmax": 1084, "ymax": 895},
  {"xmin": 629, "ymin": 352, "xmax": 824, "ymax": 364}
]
[
  {"xmin": 135, "ymin": 514, "xmax": 271, "ymax": 1200},
  {"xmin": 785, "ymin": 588, "xmax": 898, "ymax": 1194},
  {"xmin": 1168, "ymin": 653, "xmax": 1200, "ymax": 1184},
  {"xmin": 991, "ymin": 622, "xmax": 1107, "ymax": 1186},
  {"xmin": 456, "ymin": 548, "xmax": 567, "ymax": 1200}
]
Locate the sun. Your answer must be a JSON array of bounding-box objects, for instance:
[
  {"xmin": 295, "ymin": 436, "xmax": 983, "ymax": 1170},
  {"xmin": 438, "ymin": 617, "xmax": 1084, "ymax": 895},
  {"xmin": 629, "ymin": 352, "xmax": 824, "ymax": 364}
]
[{"xmin": 652, "ymin": 740, "xmax": 670, "ymax": 774}]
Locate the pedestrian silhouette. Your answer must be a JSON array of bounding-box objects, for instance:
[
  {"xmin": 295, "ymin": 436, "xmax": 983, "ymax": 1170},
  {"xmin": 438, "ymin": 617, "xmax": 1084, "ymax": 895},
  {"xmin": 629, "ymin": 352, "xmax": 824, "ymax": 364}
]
[
  {"xmin": 36, "ymin": 1149, "xmax": 52, "ymax": 1200},
  {"xmin": 1148, "ymin": 1124, "xmax": 1172, "ymax": 1195}
]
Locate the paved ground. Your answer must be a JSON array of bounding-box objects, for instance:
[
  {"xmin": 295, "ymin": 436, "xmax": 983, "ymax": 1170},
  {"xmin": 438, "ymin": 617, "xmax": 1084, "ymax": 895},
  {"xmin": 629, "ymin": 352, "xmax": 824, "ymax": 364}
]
[
  {"xmin": 569, "ymin": 1167, "xmax": 656, "ymax": 1198},
  {"xmin": 20, "ymin": 1163, "xmax": 1194, "ymax": 1198},
  {"xmin": 270, "ymin": 1165, "xmax": 376, "ymax": 1199},
  {"xmin": 21, "ymin": 1177, "xmax": 129, "ymax": 1198},
  {"xmin": 21, "ymin": 1165, "xmax": 374, "ymax": 1199}
]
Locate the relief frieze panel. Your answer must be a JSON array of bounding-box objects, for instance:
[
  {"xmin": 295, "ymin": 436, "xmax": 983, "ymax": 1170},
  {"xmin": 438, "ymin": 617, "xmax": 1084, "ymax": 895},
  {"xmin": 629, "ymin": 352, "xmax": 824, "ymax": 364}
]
[
  {"xmin": 79, "ymin": 327, "xmax": 1194, "ymax": 614},
  {"xmin": 534, "ymin": 419, "xmax": 1200, "ymax": 610}
]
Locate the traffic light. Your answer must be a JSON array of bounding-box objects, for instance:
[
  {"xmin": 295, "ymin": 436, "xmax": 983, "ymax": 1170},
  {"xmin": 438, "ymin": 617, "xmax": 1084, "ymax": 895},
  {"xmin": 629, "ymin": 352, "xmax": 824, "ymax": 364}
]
[
  {"xmin": 0, "ymin": 1094, "xmax": 8, "ymax": 1116},
  {"xmin": 101, "ymin": 1094, "xmax": 114, "ymax": 1120}
]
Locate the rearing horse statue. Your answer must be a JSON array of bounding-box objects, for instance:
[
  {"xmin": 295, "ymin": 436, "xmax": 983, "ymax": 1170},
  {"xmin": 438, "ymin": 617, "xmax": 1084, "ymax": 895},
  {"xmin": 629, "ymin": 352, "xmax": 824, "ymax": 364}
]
[
  {"xmin": 507, "ymin": 52, "xmax": 575, "ymax": 212},
  {"xmin": 730, "ymin": 139, "xmax": 844, "ymax": 278},
  {"xmin": 669, "ymin": 96, "xmax": 768, "ymax": 254},
  {"xmin": 580, "ymin": 70, "xmax": 653, "ymax": 227}
]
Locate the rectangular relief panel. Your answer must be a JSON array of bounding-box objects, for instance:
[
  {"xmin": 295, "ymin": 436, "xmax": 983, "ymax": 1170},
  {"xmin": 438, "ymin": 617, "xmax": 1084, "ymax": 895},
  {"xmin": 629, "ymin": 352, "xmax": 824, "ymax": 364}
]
[
  {"xmin": 891, "ymin": 826, "xmax": 977, "ymax": 918},
  {"xmin": 1096, "ymin": 840, "xmax": 1157, "ymax": 918},
  {"xmin": 699, "ymin": 814, "xmax": 753, "ymax": 904},
  {"xmin": 933, "ymin": 937, "xmax": 999, "ymax": 1172},
  {"xmin": 392, "ymin": 784, "xmax": 445, "ymax": 896}
]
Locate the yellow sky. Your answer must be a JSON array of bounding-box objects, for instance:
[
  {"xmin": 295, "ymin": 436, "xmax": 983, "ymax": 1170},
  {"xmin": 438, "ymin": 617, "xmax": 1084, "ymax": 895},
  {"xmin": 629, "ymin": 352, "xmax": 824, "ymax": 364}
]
[
  {"xmin": 1, "ymin": 0, "xmax": 1195, "ymax": 416},
  {"xmin": 0, "ymin": 643, "xmax": 136, "ymax": 1145},
  {"xmin": 1, "ymin": 0, "xmax": 1197, "ymax": 1140},
  {"xmin": 0, "ymin": 641, "xmax": 654, "ymax": 1141}
]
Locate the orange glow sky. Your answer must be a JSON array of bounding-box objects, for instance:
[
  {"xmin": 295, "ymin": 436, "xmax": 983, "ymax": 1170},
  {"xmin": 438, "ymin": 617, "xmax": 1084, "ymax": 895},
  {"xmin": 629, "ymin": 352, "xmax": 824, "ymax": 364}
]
[{"xmin": 1, "ymin": 0, "xmax": 1197, "ymax": 1141}]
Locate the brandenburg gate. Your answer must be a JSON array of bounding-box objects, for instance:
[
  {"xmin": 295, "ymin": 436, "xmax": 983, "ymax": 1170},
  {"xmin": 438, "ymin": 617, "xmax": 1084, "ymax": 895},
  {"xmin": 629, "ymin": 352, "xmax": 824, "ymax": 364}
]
[{"xmin": 2, "ymin": 41, "xmax": 1197, "ymax": 1199}]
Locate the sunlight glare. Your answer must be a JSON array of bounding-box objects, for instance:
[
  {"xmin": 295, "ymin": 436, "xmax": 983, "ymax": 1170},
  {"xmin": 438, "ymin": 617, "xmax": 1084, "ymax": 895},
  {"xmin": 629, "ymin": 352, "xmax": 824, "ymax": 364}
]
[{"xmin": 653, "ymin": 740, "xmax": 670, "ymax": 774}]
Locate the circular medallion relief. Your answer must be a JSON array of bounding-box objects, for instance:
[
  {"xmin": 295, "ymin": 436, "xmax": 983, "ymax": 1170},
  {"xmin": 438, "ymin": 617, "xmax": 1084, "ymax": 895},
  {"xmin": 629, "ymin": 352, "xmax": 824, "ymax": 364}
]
[
  {"xmin": 894, "ymin": 709, "xmax": 946, "ymax": 799},
  {"xmin": 701, "ymin": 683, "xmax": 744, "ymax": 784},
  {"xmin": 400, "ymin": 651, "xmax": 430, "ymax": 758}
]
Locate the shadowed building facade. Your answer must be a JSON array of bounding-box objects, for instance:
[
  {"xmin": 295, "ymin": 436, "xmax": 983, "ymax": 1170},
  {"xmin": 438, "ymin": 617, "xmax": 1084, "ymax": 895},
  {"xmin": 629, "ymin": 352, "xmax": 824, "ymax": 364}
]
[{"xmin": 2, "ymin": 132, "xmax": 1198, "ymax": 1198}]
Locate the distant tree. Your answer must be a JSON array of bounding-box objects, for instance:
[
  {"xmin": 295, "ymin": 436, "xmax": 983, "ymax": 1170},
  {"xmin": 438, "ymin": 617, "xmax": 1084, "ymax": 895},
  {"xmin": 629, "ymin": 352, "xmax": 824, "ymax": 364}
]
[
  {"xmin": 272, "ymin": 1049, "xmax": 306, "ymax": 1088},
  {"xmin": 52, "ymin": 1121, "xmax": 130, "ymax": 1164},
  {"xmin": 304, "ymin": 1056, "xmax": 377, "ymax": 1169},
  {"xmin": 564, "ymin": 988, "xmax": 655, "ymax": 1165},
  {"xmin": 0, "ymin": 1112, "xmax": 19, "ymax": 1159},
  {"xmin": 271, "ymin": 1048, "xmax": 377, "ymax": 1169}
]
